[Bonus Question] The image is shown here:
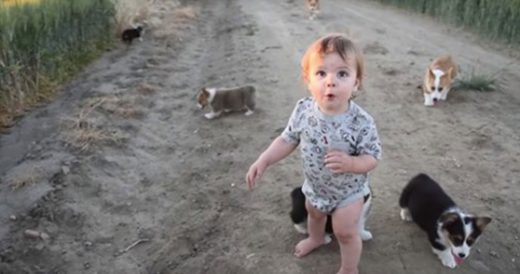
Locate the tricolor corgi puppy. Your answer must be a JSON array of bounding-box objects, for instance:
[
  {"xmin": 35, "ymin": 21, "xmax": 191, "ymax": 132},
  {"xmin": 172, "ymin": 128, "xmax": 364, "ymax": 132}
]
[
  {"xmin": 196, "ymin": 85, "xmax": 255, "ymax": 119},
  {"xmin": 306, "ymin": 0, "xmax": 320, "ymax": 20},
  {"xmin": 399, "ymin": 173, "xmax": 491, "ymax": 268},
  {"xmin": 423, "ymin": 55, "xmax": 458, "ymax": 106},
  {"xmin": 290, "ymin": 186, "xmax": 373, "ymax": 244}
]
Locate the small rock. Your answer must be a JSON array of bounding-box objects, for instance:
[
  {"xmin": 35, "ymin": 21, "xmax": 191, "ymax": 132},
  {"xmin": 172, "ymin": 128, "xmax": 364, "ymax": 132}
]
[
  {"xmin": 9, "ymin": 215, "xmax": 16, "ymax": 221},
  {"xmin": 490, "ymin": 250, "xmax": 498, "ymax": 258},
  {"xmin": 61, "ymin": 166, "xmax": 70, "ymax": 175},
  {"xmin": 24, "ymin": 229, "xmax": 41, "ymax": 239},
  {"xmin": 24, "ymin": 229, "xmax": 50, "ymax": 240},
  {"xmin": 39, "ymin": 232, "xmax": 50, "ymax": 241}
]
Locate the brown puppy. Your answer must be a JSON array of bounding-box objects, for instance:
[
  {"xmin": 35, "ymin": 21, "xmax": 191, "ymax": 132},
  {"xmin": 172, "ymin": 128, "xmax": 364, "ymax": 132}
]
[
  {"xmin": 307, "ymin": 0, "xmax": 320, "ymax": 20},
  {"xmin": 423, "ymin": 55, "xmax": 458, "ymax": 106},
  {"xmin": 196, "ymin": 85, "xmax": 255, "ymax": 119}
]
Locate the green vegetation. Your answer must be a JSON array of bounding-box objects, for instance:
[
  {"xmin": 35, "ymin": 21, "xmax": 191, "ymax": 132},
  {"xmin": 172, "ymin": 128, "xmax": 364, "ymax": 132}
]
[
  {"xmin": 373, "ymin": 0, "xmax": 520, "ymax": 44},
  {"xmin": 0, "ymin": 0, "xmax": 115, "ymax": 127},
  {"xmin": 453, "ymin": 71, "xmax": 500, "ymax": 92}
]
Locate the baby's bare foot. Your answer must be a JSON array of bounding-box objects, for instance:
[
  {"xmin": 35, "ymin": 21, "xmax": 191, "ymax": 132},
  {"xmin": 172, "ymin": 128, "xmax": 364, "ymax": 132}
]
[{"xmin": 294, "ymin": 238, "xmax": 324, "ymax": 257}]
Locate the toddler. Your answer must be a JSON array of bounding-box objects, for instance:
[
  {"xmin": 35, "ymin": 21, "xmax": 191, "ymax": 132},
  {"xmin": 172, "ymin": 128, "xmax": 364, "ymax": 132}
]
[{"xmin": 245, "ymin": 33, "xmax": 382, "ymax": 274}]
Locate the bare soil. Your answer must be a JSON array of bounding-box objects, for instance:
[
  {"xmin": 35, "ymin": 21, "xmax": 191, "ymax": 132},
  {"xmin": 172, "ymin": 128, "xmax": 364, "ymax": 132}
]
[{"xmin": 1, "ymin": 0, "xmax": 519, "ymax": 273}]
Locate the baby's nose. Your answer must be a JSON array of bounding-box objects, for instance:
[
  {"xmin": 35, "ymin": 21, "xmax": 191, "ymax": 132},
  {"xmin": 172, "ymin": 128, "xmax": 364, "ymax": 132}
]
[{"xmin": 326, "ymin": 82, "xmax": 336, "ymax": 87}]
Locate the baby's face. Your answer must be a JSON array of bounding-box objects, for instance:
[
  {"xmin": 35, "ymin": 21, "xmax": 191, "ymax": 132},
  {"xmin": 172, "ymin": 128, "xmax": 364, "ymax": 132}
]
[{"xmin": 306, "ymin": 52, "xmax": 359, "ymax": 115}]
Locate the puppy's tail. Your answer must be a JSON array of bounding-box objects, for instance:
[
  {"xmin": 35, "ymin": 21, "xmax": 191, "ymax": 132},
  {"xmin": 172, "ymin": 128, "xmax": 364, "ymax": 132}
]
[
  {"xmin": 290, "ymin": 187, "xmax": 307, "ymax": 224},
  {"xmin": 399, "ymin": 173, "xmax": 429, "ymax": 208}
]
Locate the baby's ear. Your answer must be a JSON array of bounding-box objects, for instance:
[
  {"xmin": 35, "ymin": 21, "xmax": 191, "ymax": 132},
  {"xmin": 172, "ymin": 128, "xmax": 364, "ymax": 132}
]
[
  {"xmin": 302, "ymin": 73, "xmax": 310, "ymax": 84},
  {"xmin": 354, "ymin": 78, "xmax": 361, "ymax": 92}
]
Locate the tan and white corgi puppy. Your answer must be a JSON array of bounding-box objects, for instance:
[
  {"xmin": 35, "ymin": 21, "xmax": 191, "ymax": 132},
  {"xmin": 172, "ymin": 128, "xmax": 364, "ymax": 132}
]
[
  {"xmin": 423, "ymin": 55, "xmax": 458, "ymax": 106},
  {"xmin": 196, "ymin": 85, "xmax": 256, "ymax": 119},
  {"xmin": 307, "ymin": 0, "xmax": 320, "ymax": 20}
]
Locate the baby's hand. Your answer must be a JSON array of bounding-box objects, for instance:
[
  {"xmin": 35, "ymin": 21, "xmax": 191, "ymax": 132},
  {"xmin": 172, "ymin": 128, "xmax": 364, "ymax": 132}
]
[
  {"xmin": 324, "ymin": 150, "xmax": 354, "ymax": 173},
  {"xmin": 245, "ymin": 160, "xmax": 267, "ymax": 190}
]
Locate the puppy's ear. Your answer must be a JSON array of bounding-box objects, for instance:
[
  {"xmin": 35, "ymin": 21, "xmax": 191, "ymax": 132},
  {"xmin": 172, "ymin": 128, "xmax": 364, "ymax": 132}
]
[
  {"xmin": 475, "ymin": 217, "xmax": 491, "ymax": 231},
  {"xmin": 428, "ymin": 67, "xmax": 435, "ymax": 79},
  {"xmin": 440, "ymin": 212, "xmax": 459, "ymax": 227},
  {"xmin": 447, "ymin": 67, "xmax": 454, "ymax": 79}
]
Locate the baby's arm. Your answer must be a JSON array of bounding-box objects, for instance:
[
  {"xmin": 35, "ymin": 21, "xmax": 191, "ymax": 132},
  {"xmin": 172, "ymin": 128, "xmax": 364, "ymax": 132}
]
[
  {"xmin": 246, "ymin": 136, "xmax": 298, "ymax": 189},
  {"xmin": 324, "ymin": 152, "xmax": 377, "ymax": 174}
]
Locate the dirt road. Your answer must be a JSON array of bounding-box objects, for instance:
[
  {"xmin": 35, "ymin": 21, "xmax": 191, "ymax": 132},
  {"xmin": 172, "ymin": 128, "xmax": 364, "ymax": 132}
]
[{"xmin": 1, "ymin": 0, "xmax": 519, "ymax": 273}]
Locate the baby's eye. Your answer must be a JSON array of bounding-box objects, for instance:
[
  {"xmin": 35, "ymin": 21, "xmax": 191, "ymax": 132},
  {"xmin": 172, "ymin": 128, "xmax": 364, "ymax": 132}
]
[
  {"xmin": 338, "ymin": 70, "xmax": 349, "ymax": 78},
  {"xmin": 315, "ymin": 70, "xmax": 326, "ymax": 77}
]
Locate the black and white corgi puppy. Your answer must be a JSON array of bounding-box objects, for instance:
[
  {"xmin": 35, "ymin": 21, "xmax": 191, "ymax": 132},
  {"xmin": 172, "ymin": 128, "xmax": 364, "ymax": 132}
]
[
  {"xmin": 290, "ymin": 186, "xmax": 373, "ymax": 244},
  {"xmin": 196, "ymin": 85, "xmax": 255, "ymax": 119},
  {"xmin": 399, "ymin": 173, "xmax": 492, "ymax": 268},
  {"xmin": 121, "ymin": 26, "xmax": 143, "ymax": 44}
]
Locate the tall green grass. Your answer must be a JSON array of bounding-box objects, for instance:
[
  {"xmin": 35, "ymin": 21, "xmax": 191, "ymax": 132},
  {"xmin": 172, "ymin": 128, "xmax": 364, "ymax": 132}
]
[
  {"xmin": 0, "ymin": 0, "xmax": 115, "ymax": 127},
  {"xmin": 373, "ymin": 0, "xmax": 520, "ymax": 45}
]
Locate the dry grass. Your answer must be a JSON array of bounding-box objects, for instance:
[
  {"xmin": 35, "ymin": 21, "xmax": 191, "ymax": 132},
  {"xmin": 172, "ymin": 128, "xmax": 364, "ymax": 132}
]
[
  {"xmin": 100, "ymin": 95, "xmax": 144, "ymax": 119},
  {"xmin": 146, "ymin": 1, "xmax": 199, "ymax": 41},
  {"xmin": 9, "ymin": 173, "xmax": 37, "ymax": 190},
  {"xmin": 110, "ymin": 0, "xmax": 199, "ymax": 42},
  {"xmin": 62, "ymin": 98, "xmax": 127, "ymax": 152},
  {"xmin": 111, "ymin": 0, "xmax": 153, "ymax": 34},
  {"xmin": 453, "ymin": 71, "xmax": 500, "ymax": 92},
  {"xmin": 136, "ymin": 82, "xmax": 158, "ymax": 95}
]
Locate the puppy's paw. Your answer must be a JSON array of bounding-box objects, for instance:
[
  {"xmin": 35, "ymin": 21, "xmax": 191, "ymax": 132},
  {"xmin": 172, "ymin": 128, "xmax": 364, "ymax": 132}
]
[
  {"xmin": 204, "ymin": 112, "xmax": 219, "ymax": 119},
  {"xmin": 400, "ymin": 208, "xmax": 412, "ymax": 222},
  {"xmin": 360, "ymin": 230, "xmax": 373, "ymax": 241},
  {"xmin": 433, "ymin": 248, "xmax": 457, "ymax": 269},
  {"xmin": 440, "ymin": 254, "xmax": 457, "ymax": 268},
  {"xmin": 293, "ymin": 223, "xmax": 308, "ymax": 234},
  {"xmin": 324, "ymin": 234, "xmax": 332, "ymax": 245}
]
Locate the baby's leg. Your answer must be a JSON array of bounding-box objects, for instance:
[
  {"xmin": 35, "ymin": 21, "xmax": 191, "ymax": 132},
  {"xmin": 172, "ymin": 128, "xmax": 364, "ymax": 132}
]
[
  {"xmin": 332, "ymin": 198, "xmax": 364, "ymax": 274},
  {"xmin": 294, "ymin": 201, "xmax": 327, "ymax": 257}
]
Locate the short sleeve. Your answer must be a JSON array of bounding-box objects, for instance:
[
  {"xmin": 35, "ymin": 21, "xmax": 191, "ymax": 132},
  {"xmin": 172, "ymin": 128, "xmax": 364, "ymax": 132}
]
[
  {"xmin": 357, "ymin": 120, "xmax": 382, "ymax": 160},
  {"xmin": 281, "ymin": 100, "xmax": 306, "ymax": 145}
]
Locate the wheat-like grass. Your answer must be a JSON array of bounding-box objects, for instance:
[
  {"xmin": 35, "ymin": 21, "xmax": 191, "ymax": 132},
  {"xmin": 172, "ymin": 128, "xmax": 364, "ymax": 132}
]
[
  {"xmin": 453, "ymin": 72, "xmax": 500, "ymax": 92},
  {"xmin": 1, "ymin": 0, "xmax": 41, "ymax": 8}
]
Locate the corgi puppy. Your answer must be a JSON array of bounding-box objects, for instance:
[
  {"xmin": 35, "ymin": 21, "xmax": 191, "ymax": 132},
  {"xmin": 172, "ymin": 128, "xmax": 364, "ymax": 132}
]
[
  {"xmin": 196, "ymin": 85, "xmax": 256, "ymax": 119},
  {"xmin": 399, "ymin": 173, "xmax": 491, "ymax": 268},
  {"xmin": 306, "ymin": 0, "xmax": 320, "ymax": 20},
  {"xmin": 290, "ymin": 186, "xmax": 373, "ymax": 244},
  {"xmin": 121, "ymin": 26, "xmax": 143, "ymax": 44},
  {"xmin": 423, "ymin": 55, "xmax": 458, "ymax": 106}
]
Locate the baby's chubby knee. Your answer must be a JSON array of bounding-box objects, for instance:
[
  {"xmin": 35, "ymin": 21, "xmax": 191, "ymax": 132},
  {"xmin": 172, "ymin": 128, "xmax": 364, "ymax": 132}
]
[{"xmin": 334, "ymin": 228, "xmax": 359, "ymax": 244}]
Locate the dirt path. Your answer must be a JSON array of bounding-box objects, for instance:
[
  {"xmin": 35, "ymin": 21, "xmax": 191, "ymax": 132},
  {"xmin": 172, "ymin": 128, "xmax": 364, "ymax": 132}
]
[{"xmin": 1, "ymin": 0, "xmax": 519, "ymax": 273}]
